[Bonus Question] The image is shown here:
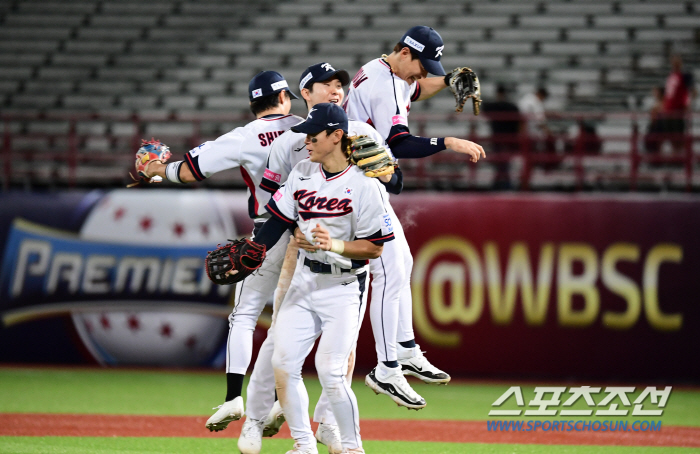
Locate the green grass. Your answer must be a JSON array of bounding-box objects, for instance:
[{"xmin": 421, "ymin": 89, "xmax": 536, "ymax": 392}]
[
  {"xmin": 1, "ymin": 367, "xmax": 698, "ymax": 427},
  {"xmin": 1, "ymin": 437, "xmax": 699, "ymax": 454}
]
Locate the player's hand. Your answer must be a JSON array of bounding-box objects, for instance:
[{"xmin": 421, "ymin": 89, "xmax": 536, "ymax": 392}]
[
  {"xmin": 445, "ymin": 137, "xmax": 486, "ymax": 163},
  {"xmin": 294, "ymin": 227, "xmax": 318, "ymax": 252},
  {"xmin": 311, "ymin": 223, "xmax": 332, "ymax": 251}
]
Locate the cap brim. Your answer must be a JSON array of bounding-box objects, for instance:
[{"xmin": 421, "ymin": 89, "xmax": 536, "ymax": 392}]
[
  {"xmin": 290, "ymin": 121, "xmax": 325, "ymax": 135},
  {"xmin": 420, "ymin": 57, "xmax": 446, "ymax": 76},
  {"xmin": 317, "ymin": 69, "xmax": 351, "ymax": 87},
  {"xmin": 285, "ymin": 88, "xmax": 299, "ymax": 100}
]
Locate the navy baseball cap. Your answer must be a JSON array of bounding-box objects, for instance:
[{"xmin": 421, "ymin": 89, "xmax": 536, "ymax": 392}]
[
  {"xmin": 298, "ymin": 62, "xmax": 350, "ymax": 92},
  {"xmin": 291, "ymin": 102, "xmax": 348, "ymax": 135},
  {"xmin": 400, "ymin": 26, "xmax": 446, "ymax": 76},
  {"xmin": 248, "ymin": 71, "xmax": 299, "ymax": 102}
]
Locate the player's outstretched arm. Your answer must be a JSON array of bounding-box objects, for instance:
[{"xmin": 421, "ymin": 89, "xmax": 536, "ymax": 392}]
[
  {"xmin": 311, "ymin": 224, "xmax": 383, "ymax": 260},
  {"xmin": 445, "ymin": 137, "xmax": 486, "ymax": 163},
  {"xmin": 145, "ymin": 160, "xmax": 198, "ymax": 183},
  {"xmin": 414, "ymin": 76, "xmax": 449, "ymax": 101}
]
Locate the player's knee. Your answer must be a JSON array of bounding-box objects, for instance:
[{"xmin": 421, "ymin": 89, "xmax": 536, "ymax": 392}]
[{"xmin": 315, "ymin": 353, "xmax": 344, "ymax": 385}]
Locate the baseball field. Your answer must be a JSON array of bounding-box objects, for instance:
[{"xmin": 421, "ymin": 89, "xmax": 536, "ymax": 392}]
[{"xmin": 1, "ymin": 366, "xmax": 699, "ymax": 453}]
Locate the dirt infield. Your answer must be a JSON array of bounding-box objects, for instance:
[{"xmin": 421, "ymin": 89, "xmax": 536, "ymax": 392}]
[{"xmin": 1, "ymin": 414, "xmax": 699, "ymax": 448}]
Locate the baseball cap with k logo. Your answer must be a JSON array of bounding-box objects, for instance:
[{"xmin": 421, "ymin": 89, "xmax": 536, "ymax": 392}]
[{"xmin": 400, "ymin": 26, "xmax": 446, "ymax": 76}]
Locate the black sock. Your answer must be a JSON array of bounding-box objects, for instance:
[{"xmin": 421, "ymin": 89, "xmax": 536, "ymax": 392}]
[
  {"xmin": 399, "ymin": 339, "xmax": 416, "ymax": 349},
  {"xmin": 225, "ymin": 373, "xmax": 244, "ymax": 402},
  {"xmin": 383, "ymin": 360, "xmax": 399, "ymax": 368}
]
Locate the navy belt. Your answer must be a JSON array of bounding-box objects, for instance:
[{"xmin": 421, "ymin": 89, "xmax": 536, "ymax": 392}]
[{"xmin": 303, "ymin": 257, "xmax": 358, "ymax": 274}]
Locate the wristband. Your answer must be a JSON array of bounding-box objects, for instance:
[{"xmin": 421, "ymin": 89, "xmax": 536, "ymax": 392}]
[
  {"xmin": 330, "ymin": 238, "xmax": 344, "ymax": 254},
  {"xmin": 165, "ymin": 161, "xmax": 184, "ymax": 184}
]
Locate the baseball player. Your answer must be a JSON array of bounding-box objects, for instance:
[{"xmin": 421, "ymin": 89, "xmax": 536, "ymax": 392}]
[
  {"xmin": 134, "ymin": 70, "xmax": 303, "ymax": 431},
  {"xmin": 343, "ymin": 25, "xmax": 485, "ymax": 388},
  {"xmin": 242, "ymin": 102, "xmax": 390, "ymax": 454},
  {"xmin": 236, "ymin": 62, "xmax": 425, "ymax": 454}
]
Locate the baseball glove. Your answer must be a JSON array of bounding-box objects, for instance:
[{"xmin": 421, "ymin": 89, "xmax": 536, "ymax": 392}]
[
  {"xmin": 349, "ymin": 136, "xmax": 395, "ymax": 178},
  {"xmin": 205, "ymin": 238, "xmax": 267, "ymax": 285},
  {"xmin": 445, "ymin": 67, "xmax": 482, "ymax": 115},
  {"xmin": 127, "ymin": 138, "xmax": 171, "ymax": 187}
]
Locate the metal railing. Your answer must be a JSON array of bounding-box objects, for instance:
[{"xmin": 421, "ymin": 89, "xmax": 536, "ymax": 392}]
[{"xmin": 2, "ymin": 111, "xmax": 698, "ymax": 191}]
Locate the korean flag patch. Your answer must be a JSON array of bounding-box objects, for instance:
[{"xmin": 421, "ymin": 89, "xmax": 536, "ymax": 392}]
[{"xmin": 381, "ymin": 213, "xmax": 393, "ymax": 236}]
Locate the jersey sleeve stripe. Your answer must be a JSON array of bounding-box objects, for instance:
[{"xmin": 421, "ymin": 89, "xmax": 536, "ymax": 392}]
[
  {"xmin": 410, "ymin": 82, "xmax": 421, "ymax": 102},
  {"xmin": 387, "ymin": 131, "xmax": 409, "ymax": 143},
  {"xmin": 183, "ymin": 152, "xmax": 205, "ymax": 181},
  {"xmin": 260, "ymin": 179, "xmax": 280, "ymax": 193},
  {"xmin": 265, "ymin": 201, "xmax": 295, "ymax": 225}
]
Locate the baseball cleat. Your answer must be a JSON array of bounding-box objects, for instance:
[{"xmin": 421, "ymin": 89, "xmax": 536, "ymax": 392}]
[
  {"xmin": 238, "ymin": 418, "xmax": 265, "ymax": 454},
  {"xmin": 398, "ymin": 346, "xmax": 451, "ymax": 385},
  {"xmin": 285, "ymin": 442, "xmax": 319, "ymax": 454},
  {"xmin": 262, "ymin": 399, "xmax": 286, "ymax": 437},
  {"xmin": 339, "ymin": 448, "xmax": 365, "ymax": 453},
  {"xmin": 365, "ymin": 363, "xmax": 426, "ymax": 410},
  {"xmin": 205, "ymin": 396, "xmax": 244, "ymax": 432},
  {"xmin": 315, "ymin": 423, "xmax": 342, "ymax": 454}
]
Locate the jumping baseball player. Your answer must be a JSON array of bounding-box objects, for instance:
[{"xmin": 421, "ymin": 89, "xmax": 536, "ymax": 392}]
[
  {"xmin": 238, "ymin": 103, "xmax": 390, "ymax": 454},
  {"xmin": 133, "ymin": 70, "xmax": 302, "ymax": 432},
  {"xmin": 236, "ymin": 62, "xmax": 426, "ymax": 454},
  {"xmin": 344, "ymin": 25, "xmax": 485, "ymax": 390}
]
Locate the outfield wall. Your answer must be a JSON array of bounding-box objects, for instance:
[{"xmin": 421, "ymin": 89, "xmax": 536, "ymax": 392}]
[{"xmin": 0, "ymin": 190, "xmax": 698, "ymax": 381}]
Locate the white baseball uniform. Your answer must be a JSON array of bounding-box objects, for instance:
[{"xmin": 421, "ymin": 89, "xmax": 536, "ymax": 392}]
[
  {"xmin": 267, "ymin": 159, "xmax": 394, "ymax": 451},
  {"xmin": 344, "ymin": 58, "xmax": 421, "ymax": 344},
  {"xmin": 245, "ymin": 121, "xmax": 409, "ymax": 426},
  {"xmin": 183, "ymin": 113, "xmax": 302, "ymax": 375}
]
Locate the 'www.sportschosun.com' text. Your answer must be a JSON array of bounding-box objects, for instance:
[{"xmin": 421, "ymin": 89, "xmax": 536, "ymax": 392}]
[{"xmin": 487, "ymin": 420, "xmax": 662, "ymax": 432}]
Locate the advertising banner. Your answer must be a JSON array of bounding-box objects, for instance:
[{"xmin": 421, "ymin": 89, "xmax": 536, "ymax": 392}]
[
  {"xmin": 1, "ymin": 191, "xmax": 698, "ymax": 380},
  {"xmin": 369, "ymin": 194, "xmax": 700, "ymax": 381}
]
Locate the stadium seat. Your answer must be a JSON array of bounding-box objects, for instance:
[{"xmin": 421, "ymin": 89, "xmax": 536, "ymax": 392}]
[
  {"xmin": 187, "ymin": 81, "xmax": 228, "ymax": 95},
  {"xmin": 664, "ymin": 16, "xmax": 700, "ymax": 27},
  {"xmin": 63, "ymin": 94, "xmax": 115, "ymax": 109},
  {"xmin": 541, "ymin": 43, "xmax": 599, "ymax": 56},
  {"xmin": 80, "ymin": 81, "xmax": 137, "ymax": 94},
  {"xmin": 568, "ymin": 29, "xmax": 628, "ymax": 42},
  {"xmin": 119, "ymin": 95, "xmax": 159, "ymax": 109},
  {"xmin": 51, "ymin": 53, "xmax": 108, "ymax": 67},
  {"xmin": 37, "ymin": 67, "xmax": 92, "ymax": 80},
  {"xmin": 492, "ymin": 29, "xmax": 560, "ymax": 41},
  {"xmin": 620, "ymin": 2, "xmax": 687, "ymax": 14},
  {"xmin": 90, "ymin": 15, "xmax": 158, "ymax": 27},
  {"xmin": 545, "ymin": 3, "xmax": 613, "ymax": 14},
  {"xmin": 76, "ymin": 27, "xmax": 144, "ymax": 40},
  {"xmin": 519, "ymin": 15, "xmax": 588, "ymax": 27},
  {"xmin": 101, "ymin": 2, "xmax": 174, "ymax": 14},
  {"xmin": 18, "ymin": 2, "xmax": 96, "ymax": 13},
  {"xmin": 5, "ymin": 13, "xmax": 85, "ymax": 26},
  {"xmin": 0, "ymin": 26, "xmax": 73, "ymax": 40},
  {"xmin": 11, "ymin": 94, "xmax": 58, "ymax": 108},
  {"xmin": 162, "ymin": 95, "xmax": 200, "ymax": 110},
  {"xmin": 64, "ymin": 40, "xmax": 126, "ymax": 53},
  {"xmin": 446, "ymin": 16, "xmax": 511, "ymax": 28},
  {"xmin": 466, "ymin": 42, "xmax": 534, "ymax": 55},
  {"xmin": 594, "ymin": 16, "xmax": 657, "ymax": 27},
  {"xmin": 162, "ymin": 68, "xmax": 207, "ymax": 81}
]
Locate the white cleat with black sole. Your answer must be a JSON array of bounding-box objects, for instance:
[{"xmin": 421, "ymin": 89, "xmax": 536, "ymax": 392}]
[
  {"xmin": 365, "ymin": 363, "xmax": 426, "ymax": 410},
  {"xmin": 398, "ymin": 345, "xmax": 451, "ymax": 385},
  {"xmin": 205, "ymin": 396, "xmax": 244, "ymax": 432}
]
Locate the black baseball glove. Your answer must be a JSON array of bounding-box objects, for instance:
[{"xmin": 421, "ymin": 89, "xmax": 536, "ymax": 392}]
[
  {"xmin": 445, "ymin": 67, "xmax": 482, "ymax": 115},
  {"xmin": 205, "ymin": 238, "xmax": 267, "ymax": 285}
]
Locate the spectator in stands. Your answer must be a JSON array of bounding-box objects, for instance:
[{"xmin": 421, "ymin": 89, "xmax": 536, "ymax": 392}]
[
  {"xmin": 643, "ymin": 85, "xmax": 666, "ymax": 158},
  {"xmin": 662, "ymin": 54, "xmax": 696, "ymax": 154},
  {"xmin": 518, "ymin": 86, "xmax": 556, "ymax": 169},
  {"xmin": 482, "ymin": 84, "xmax": 522, "ymax": 189}
]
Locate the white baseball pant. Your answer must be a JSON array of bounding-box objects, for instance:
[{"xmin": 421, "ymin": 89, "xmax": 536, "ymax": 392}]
[
  {"xmin": 225, "ymin": 228, "xmax": 290, "ymax": 374},
  {"xmin": 272, "ymin": 261, "xmax": 368, "ymax": 451}
]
